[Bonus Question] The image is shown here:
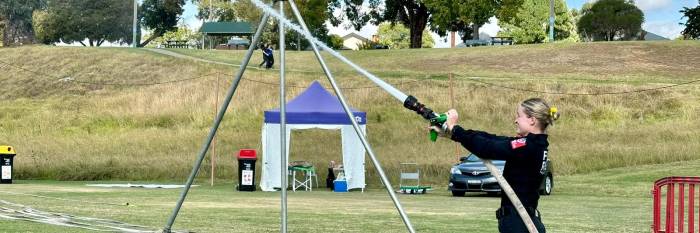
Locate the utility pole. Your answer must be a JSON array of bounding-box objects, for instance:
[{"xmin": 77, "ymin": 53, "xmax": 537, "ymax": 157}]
[
  {"xmin": 133, "ymin": 0, "xmax": 138, "ymax": 48},
  {"xmin": 549, "ymin": 0, "xmax": 555, "ymax": 42},
  {"xmin": 209, "ymin": 0, "xmax": 213, "ymax": 50}
]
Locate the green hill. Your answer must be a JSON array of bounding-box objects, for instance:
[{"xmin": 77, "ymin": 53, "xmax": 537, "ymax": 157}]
[{"xmin": 0, "ymin": 41, "xmax": 699, "ymax": 185}]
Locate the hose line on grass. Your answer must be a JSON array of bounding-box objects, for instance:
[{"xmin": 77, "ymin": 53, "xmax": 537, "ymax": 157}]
[{"xmin": 0, "ymin": 200, "xmax": 182, "ymax": 233}]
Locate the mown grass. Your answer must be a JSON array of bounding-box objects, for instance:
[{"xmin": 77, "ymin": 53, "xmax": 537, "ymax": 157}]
[
  {"xmin": 0, "ymin": 41, "xmax": 699, "ymax": 185},
  {"xmin": 2, "ymin": 159, "xmax": 699, "ymax": 232}
]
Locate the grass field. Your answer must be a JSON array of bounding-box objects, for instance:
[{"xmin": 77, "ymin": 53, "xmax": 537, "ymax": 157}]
[
  {"xmin": 0, "ymin": 41, "xmax": 699, "ymax": 186},
  {"xmin": 2, "ymin": 159, "xmax": 699, "ymax": 232}
]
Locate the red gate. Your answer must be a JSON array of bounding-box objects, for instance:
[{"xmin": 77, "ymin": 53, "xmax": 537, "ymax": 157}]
[{"xmin": 653, "ymin": 177, "xmax": 700, "ymax": 233}]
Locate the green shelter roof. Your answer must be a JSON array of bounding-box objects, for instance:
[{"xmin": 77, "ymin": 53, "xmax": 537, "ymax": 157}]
[{"xmin": 200, "ymin": 22, "xmax": 253, "ymax": 35}]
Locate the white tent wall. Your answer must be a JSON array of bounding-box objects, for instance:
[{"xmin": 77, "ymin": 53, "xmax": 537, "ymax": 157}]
[{"xmin": 260, "ymin": 123, "xmax": 366, "ymax": 191}]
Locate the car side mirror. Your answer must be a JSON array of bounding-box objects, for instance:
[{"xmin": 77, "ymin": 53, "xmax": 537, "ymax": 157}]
[{"xmin": 459, "ymin": 156, "xmax": 468, "ymax": 163}]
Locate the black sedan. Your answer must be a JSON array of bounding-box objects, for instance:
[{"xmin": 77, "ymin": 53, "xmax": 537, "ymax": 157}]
[{"xmin": 448, "ymin": 154, "xmax": 554, "ymax": 196}]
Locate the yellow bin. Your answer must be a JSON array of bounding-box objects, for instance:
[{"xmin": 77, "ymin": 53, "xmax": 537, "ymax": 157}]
[{"xmin": 1, "ymin": 146, "xmax": 16, "ymax": 184}]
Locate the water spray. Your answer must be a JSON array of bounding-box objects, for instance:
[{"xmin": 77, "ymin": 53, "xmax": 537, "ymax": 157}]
[
  {"xmin": 250, "ymin": 1, "xmax": 540, "ymax": 232},
  {"xmin": 250, "ymin": 0, "xmax": 448, "ymax": 141},
  {"xmin": 163, "ymin": 1, "xmax": 538, "ymax": 232}
]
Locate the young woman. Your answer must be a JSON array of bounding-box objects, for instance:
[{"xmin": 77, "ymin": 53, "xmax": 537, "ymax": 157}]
[{"xmin": 435, "ymin": 98, "xmax": 559, "ymax": 233}]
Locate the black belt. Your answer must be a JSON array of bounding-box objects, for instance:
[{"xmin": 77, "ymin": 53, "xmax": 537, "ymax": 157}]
[{"xmin": 496, "ymin": 206, "xmax": 540, "ymax": 220}]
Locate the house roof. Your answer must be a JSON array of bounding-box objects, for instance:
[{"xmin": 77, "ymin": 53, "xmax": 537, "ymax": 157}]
[
  {"xmin": 200, "ymin": 22, "xmax": 253, "ymax": 36},
  {"xmin": 341, "ymin": 32, "xmax": 369, "ymax": 42},
  {"xmin": 643, "ymin": 31, "xmax": 670, "ymax": 41}
]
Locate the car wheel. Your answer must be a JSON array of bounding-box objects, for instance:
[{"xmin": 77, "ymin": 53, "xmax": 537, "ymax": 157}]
[
  {"xmin": 451, "ymin": 191, "xmax": 465, "ymax": 197},
  {"xmin": 540, "ymin": 175, "xmax": 553, "ymax": 195}
]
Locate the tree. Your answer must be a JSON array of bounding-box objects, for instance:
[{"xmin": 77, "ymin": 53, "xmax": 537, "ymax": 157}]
[
  {"xmin": 327, "ymin": 0, "xmax": 382, "ymax": 31},
  {"xmin": 0, "ymin": 15, "xmax": 4, "ymax": 46},
  {"xmin": 284, "ymin": 0, "xmax": 330, "ymax": 50},
  {"xmin": 139, "ymin": 0, "xmax": 185, "ymax": 47},
  {"xmin": 404, "ymin": 0, "xmax": 521, "ymax": 48},
  {"xmin": 0, "ymin": 0, "xmax": 45, "ymax": 47},
  {"xmin": 148, "ymin": 25, "xmax": 201, "ymax": 48},
  {"xmin": 499, "ymin": 0, "xmax": 578, "ymax": 44},
  {"xmin": 193, "ymin": 0, "xmax": 236, "ymax": 22},
  {"xmin": 328, "ymin": 34, "xmax": 343, "ymax": 49},
  {"xmin": 230, "ymin": 0, "xmax": 330, "ymax": 50},
  {"xmin": 381, "ymin": 1, "xmax": 431, "ymax": 48},
  {"xmin": 577, "ymin": 0, "xmax": 643, "ymax": 41},
  {"xmin": 680, "ymin": 2, "xmax": 700, "ymax": 39},
  {"xmin": 428, "ymin": 0, "xmax": 521, "ymax": 43},
  {"xmin": 31, "ymin": 9, "xmax": 50, "ymax": 44},
  {"xmin": 37, "ymin": 0, "xmax": 131, "ymax": 46},
  {"xmin": 376, "ymin": 22, "xmax": 433, "ymax": 49}
]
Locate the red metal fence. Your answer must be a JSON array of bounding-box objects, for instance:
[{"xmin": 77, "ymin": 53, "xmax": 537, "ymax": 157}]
[{"xmin": 653, "ymin": 177, "xmax": 700, "ymax": 233}]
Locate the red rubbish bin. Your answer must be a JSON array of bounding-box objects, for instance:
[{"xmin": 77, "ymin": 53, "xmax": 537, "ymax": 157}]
[{"xmin": 237, "ymin": 149, "xmax": 257, "ymax": 191}]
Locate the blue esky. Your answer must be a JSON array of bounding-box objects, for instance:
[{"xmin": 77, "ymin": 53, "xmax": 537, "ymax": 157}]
[{"xmin": 181, "ymin": 0, "xmax": 699, "ymax": 48}]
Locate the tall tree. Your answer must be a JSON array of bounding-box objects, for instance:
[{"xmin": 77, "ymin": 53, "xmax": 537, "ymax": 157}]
[
  {"xmin": 376, "ymin": 22, "xmax": 434, "ymax": 49},
  {"xmin": 139, "ymin": 0, "xmax": 185, "ymax": 47},
  {"xmin": 284, "ymin": 0, "xmax": 330, "ymax": 50},
  {"xmin": 327, "ymin": 0, "xmax": 382, "ymax": 30},
  {"xmin": 193, "ymin": 0, "xmax": 237, "ymax": 22},
  {"xmin": 577, "ymin": 0, "xmax": 643, "ymax": 41},
  {"xmin": 0, "ymin": 0, "xmax": 45, "ymax": 46},
  {"xmin": 382, "ymin": 1, "xmax": 430, "ymax": 48},
  {"xmin": 499, "ymin": 0, "xmax": 578, "ymax": 44},
  {"xmin": 680, "ymin": 2, "xmax": 700, "ymax": 39},
  {"xmin": 37, "ymin": 0, "xmax": 131, "ymax": 46},
  {"xmin": 231, "ymin": 0, "xmax": 330, "ymax": 50},
  {"xmin": 428, "ymin": 0, "xmax": 522, "ymax": 43}
]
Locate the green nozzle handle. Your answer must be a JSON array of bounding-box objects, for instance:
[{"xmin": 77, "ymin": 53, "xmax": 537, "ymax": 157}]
[
  {"xmin": 430, "ymin": 131, "xmax": 439, "ymax": 141},
  {"xmin": 429, "ymin": 113, "xmax": 448, "ymax": 142}
]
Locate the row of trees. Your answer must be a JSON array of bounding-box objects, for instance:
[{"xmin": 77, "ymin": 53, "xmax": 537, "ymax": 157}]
[
  {"xmin": 1, "ymin": 0, "xmax": 698, "ymax": 48},
  {"xmin": 0, "ymin": 0, "xmax": 184, "ymax": 47},
  {"xmin": 0, "ymin": 0, "xmax": 44, "ymax": 46}
]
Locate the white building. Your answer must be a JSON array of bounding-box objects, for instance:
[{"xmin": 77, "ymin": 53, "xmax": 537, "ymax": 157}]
[{"xmin": 341, "ymin": 32, "xmax": 370, "ymax": 50}]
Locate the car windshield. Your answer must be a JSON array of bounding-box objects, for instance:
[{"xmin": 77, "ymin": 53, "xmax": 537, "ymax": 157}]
[{"xmin": 466, "ymin": 154, "xmax": 481, "ymax": 162}]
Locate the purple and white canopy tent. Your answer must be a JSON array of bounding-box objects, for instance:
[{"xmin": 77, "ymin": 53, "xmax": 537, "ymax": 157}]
[{"xmin": 260, "ymin": 81, "xmax": 367, "ymax": 191}]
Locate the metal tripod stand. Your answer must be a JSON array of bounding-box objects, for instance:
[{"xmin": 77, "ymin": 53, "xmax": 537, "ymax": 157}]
[{"xmin": 161, "ymin": 1, "xmax": 416, "ymax": 232}]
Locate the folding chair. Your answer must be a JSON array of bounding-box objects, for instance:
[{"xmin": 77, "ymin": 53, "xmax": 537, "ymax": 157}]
[
  {"xmin": 399, "ymin": 162, "xmax": 431, "ymax": 194},
  {"xmin": 289, "ymin": 165, "xmax": 315, "ymax": 191}
]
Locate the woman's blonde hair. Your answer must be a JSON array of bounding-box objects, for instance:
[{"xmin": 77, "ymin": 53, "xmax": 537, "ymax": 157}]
[{"xmin": 521, "ymin": 98, "xmax": 560, "ymax": 130}]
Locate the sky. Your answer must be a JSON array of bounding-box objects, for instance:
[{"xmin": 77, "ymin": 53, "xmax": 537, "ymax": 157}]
[{"xmin": 181, "ymin": 0, "xmax": 699, "ymax": 48}]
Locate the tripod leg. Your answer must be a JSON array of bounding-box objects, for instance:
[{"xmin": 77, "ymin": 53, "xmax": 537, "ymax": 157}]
[
  {"xmin": 278, "ymin": 1, "xmax": 288, "ymax": 232},
  {"xmin": 288, "ymin": 1, "xmax": 416, "ymax": 232},
  {"xmin": 162, "ymin": 12, "xmax": 272, "ymax": 233}
]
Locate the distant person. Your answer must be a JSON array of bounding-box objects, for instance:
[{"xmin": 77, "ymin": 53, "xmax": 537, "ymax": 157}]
[
  {"xmin": 258, "ymin": 44, "xmax": 268, "ymax": 68},
  {"xmin": 326, "ymin": 160, "xmax": 336, "ymax": 190},
  {"xmin": 264, "ymin": 45, "xmax": 274, "ymax": 69},
  {"xmin": 431, "ymin": 98, "xmax": 559, "ymax": 233}
]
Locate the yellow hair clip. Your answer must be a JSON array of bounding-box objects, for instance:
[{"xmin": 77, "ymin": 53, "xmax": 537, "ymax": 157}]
[{"xmin": 550, "ymin": 107, "xmax": 558, "ymax": 119}]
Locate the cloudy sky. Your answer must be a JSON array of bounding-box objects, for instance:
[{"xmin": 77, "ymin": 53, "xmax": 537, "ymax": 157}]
[{"xmin": 182, "ymin": 0, "xmax": 699, "ymax": 48}]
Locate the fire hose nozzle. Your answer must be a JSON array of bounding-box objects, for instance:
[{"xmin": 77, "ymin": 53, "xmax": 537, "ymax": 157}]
[{"xmin": 403, "ymin": 95, "xmax": 447, "ymax": 141}]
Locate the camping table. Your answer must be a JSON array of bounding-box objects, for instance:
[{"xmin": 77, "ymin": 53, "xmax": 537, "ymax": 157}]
[{"xmin": 289, "ymin": 166, "xmax": 316, "ymax": 191}]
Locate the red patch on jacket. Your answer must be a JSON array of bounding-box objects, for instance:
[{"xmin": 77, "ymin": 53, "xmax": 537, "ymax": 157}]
[{"xmin": 511, "ymin": 138, "xmax": 527, "ymax": 149}]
